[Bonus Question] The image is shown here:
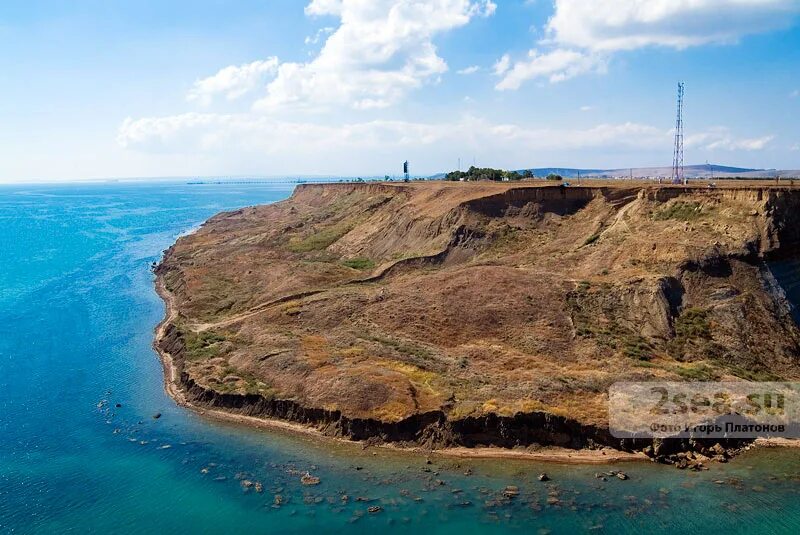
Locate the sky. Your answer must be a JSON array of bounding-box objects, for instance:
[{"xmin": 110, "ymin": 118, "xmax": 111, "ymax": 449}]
[{"xmin": 0, "ymin": 0, "xmax": 799, "ymax": 183}]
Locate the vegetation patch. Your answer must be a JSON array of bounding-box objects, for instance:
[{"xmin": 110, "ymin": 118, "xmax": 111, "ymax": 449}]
[
  {"xmin": 622, "ymin": 335, "xmax": 654, "ymax": 361},
  {"xmin": 359, "ymin": 333, "xmax": 434, "ymax": 366},
  {"xmin": 653, "ymin": 201, "xmax": 704, "ymax": 221},
  {"xmin": 342, "ymin": 257, "xmax": 375, "ymax": 270},
  {"xmin": 287, "ymin": 223, "xmax": 352, "ymax": 252},
  {"xmin": 568, "ymin": 284, "xmax": 657, "ymax": 360},
  {"xmin": 674, "ymin": 362, "xmax": 717, "ymax": 381},
  {"xmin": 668, "ymin": 307, "xmax": 716, "ymax": 361},
  {"xmin": 582, "ymin": 233, "xmax": 600, "ymax": 246},
  {"xmin": 725, "ymin": 365, "xmax": 780, "ymax": 381},
  {"xmin": 675, "ymin": 307, "xmax": 711, "ymax": 339},
  {"xmin": 182, "ymin": 328, "xmax": 228, "ymax": 361},
  {"xmin": 211, "ymin": 365, "xmax": 275, "ymax": 396},
  {"xmin": 445, "ymin": 166, "xmax": 533, "ymax": 182},
  {"xmin": 163, "ymin": 269, "xmax": 182, "ymax": 291}
]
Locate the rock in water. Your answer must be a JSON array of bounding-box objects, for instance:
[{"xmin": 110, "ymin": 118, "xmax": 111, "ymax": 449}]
[{"xmin": 300, "ymin": 472, "xmax": 320, "ymax": 485}]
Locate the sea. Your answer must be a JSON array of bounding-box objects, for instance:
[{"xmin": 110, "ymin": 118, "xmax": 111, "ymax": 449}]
[{"xmin": 1, "ymin": 181, "xmax": 799, "ymax": 534}]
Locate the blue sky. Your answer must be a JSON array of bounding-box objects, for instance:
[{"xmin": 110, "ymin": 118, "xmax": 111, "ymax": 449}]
[{"xmin": 0, "ymin": 0, "xmax": 798, "ymax": 182}]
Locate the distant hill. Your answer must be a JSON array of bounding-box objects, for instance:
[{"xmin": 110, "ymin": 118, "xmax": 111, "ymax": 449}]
[
  {"xmin": 432, "ymin": 165, "xmax": 800, "ymax": 180},
  {"xmin": 516, "ymin": 165, "xmax": 761, "ymax": 179}
]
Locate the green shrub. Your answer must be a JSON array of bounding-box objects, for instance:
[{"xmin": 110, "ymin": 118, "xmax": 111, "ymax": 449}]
[
  {"xmin": 675, "ymin": 308, "xmax": 711, "ymax": 339},
  {"xmin": 342, "ymin": 258, "xmax": 375, "ymax": 270},
  {"xmin": 183, "ymin": 329, "xmax": 227, "ymax": 360},
  {"xmin": 623, "ymin": 336, "xmax": 653, "ymax": 361}
]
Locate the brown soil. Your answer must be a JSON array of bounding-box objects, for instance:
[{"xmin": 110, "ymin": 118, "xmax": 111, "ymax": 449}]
[{"xmin": 154, "ymin": 180, "xmax": 800, "ymax": 454}]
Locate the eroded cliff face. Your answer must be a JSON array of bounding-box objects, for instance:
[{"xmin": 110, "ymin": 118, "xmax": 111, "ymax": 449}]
[{"xmin": 155, "ymin": 181, "xmax": 800, "ymax": 455}]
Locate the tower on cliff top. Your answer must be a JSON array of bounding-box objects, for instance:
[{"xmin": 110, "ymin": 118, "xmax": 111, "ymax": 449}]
[{"xmin": 671, "ymin": 82, "xmax": 685, "ymax": 185}]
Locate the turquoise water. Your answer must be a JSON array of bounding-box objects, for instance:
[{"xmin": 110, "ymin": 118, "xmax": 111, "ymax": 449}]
[{"xmin": 1, "ymin": 182, "xmax": 799, "ymax": 534}]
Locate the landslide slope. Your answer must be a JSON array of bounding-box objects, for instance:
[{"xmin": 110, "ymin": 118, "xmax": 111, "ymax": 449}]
[{"xmin": 156, "ymin": 181, "xmax": 800, "ymax": 446}]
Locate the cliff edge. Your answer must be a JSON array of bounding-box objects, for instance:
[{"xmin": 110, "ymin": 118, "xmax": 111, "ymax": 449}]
[{"xmin": 154, "ymin": 180, "xmax": 800, "ymax": 456}]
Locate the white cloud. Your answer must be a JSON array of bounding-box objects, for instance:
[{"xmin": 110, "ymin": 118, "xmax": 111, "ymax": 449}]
[
  {"xmin": 116, "ymin": 114, "xmax": 671, "ymax": 168},
  {"xmin": 116, "ymin": 112, "xmax": 776, "ymax": 176},
  {"xmin": 580, "ymin": 105, "xmax": 593, "ymax": 112},
  {"xmin": 686, "ymin": 127, "xmax": 774, "ymax": 151},
  {"xmin": 119, "ymin": 112, "xmax": 771, "ymax": 157},
  {"xmin": 471, "ymin": 0, "xmax": 496, "ymax": 17},
  {"xmin": 249, "ymin": 0, "xmax": 497, "ymax": 112},
  {"xmin": 791, "ymin": 89, "xmax": 799, "ymax": 98},
  {"xmin": 187, "ymin": 58, "xmax": 279, "ymax": 106},
  {"xmin": 304, "ymin": 0, "xmax": 344, "ymax": 16},
  {"xmin": 304, "ymin": 26, "xmax": 334, "ymax": 45},
  {"xmin": 184, "ymin": 1, "xmax": 495, "ymax": 113},
  {"xmin": 546, "ymin": 0, "xmax": 799, "ymax": 52},
  {"xmin": 791, "ymin": 143, "xmax": 800, "ymax": 151},
  {"xmin": 496, "ymin": 0, "xmax": 799, "ymax": 89},
  {"xmin": 457, "ymin": 65, "xmax": 480, "ymax": 75},
  {"xmin": 493, "ymin": 54, "xmax": 510, "ymax": 76},
  {"xmin": 495, "ymin": 49, "xmax": 605, "ymax": 89}
]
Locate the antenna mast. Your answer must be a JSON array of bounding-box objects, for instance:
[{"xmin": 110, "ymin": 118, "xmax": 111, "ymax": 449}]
[{"xmin": 671, "ymin": 82, "xmax": 685, "ymax": 185}]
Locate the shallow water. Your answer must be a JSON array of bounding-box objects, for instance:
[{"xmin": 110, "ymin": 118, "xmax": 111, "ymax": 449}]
[{"xmin": 1, "ymin": 182, "xmax": 799, "ymax": 534}]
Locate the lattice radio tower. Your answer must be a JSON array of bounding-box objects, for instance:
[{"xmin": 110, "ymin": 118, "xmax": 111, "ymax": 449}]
[{"xmin": 671, "ymin": 82, "xmax": 685, "ymax": 185}]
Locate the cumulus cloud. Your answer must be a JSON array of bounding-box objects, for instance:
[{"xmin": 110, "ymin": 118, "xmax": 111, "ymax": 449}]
[
  {"xmin": 251, "ymin": 0, "xmax": 497, "ymax": 111},
  {"xmin": 183, "ymin": 1, "xmax": 495, "ymax": 112},
  {"xmin": 187, "ymin": 58, "xmax": 279, "ymax": 106},
  {"xmin": 496, "ymin": 0, "xmax": 799, "ymax": 89}
]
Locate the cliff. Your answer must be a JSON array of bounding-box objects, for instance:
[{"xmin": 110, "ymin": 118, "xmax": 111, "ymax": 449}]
[{"xmin": 154, "ymin": 180, "xmax": 800, "ymax": 458}]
